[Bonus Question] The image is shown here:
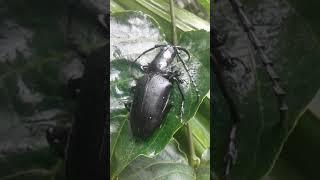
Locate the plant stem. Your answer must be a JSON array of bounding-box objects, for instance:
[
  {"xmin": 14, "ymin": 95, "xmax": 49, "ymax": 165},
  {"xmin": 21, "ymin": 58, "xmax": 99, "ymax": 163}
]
[
  {"xmin": 169, "ymin": 0, "xmax": 199, "ymax": 168},
  {"xmin": 185, "ymin": 122, "xmax": 200, "ymax": 167},
  {"xmin": 169, "ymin": 0, "xmax": 177, "ymax": 45}
]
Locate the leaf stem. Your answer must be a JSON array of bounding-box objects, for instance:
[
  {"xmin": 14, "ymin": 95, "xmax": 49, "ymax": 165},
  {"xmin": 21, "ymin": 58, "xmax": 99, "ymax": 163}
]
[
  {"xmin": 169, "ymin": 0, "xmax": 177, "ymax": 45},
  {"xmin": 185, "ymin": 123, "xmax": 200, "ymax": 167},
  {"xmin": 169, "ymin": 0, "xmax": 199, "ymax": 168}
]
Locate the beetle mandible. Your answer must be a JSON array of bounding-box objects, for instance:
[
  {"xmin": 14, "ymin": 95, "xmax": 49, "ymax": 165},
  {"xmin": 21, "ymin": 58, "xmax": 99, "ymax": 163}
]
[{"xmin": 127, "ymin": 44, "xmax": 200, "ymax": 139}]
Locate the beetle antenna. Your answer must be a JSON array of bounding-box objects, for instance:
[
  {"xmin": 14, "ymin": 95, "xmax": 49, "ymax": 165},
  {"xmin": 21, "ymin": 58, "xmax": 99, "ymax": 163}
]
[
  {"xmin": 175, "ymin": 46, "xmax": 190, "ymax": 61},
  {"xmin": 176, "ymin": 53, "xmax": 200, "ymax": 103}
]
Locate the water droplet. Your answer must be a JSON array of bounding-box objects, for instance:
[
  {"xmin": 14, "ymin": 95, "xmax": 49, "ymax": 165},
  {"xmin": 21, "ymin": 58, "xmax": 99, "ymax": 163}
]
[{"xmin": 149, "ymin": 151, "xmax": 156, "ymax": 157}]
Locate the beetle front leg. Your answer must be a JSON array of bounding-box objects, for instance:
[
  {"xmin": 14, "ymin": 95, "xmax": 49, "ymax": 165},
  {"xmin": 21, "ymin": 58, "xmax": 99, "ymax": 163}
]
[
  {"xmin": 167, "ymin": 68, "xmax": 186, "ymax": 122},
  {"xmin": 173, "ymin": 77, "xmax": 185, "ymax": 123},
  {"xmin": 124, "ymin": 85, "xmax": 136, "ymax": 111},
  {"xmin": 177, "ymin": 82, "xmax": 185, "ymax": 123},
  {"xmin": 176, "ymin": 54, "xmax": 200, "ymax": 103},
  {"xmin": 224, "ymin": 123, "xmax": 238, "ymax": 176},
  {"xmin": 216, "ymin": 47, "xmax": 250, "ymax": 73}
]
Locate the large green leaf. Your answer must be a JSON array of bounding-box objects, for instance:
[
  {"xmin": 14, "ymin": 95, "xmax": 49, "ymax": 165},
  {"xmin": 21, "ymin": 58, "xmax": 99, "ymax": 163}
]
[
  {"xmin": 110, "ymin": 11, "xmax": 209, "ymax": 179},
  {"xmin": 262, "ymin": 158, "xmax": 306, "ymax": 180},
  {"xmin": 118, "ymin": 140, "xmax": 195, "ymax": 180},
  {"xmin": 197, "ymin": 0, "xmax": 210, "ymax": 17},
  {"xmin": 213, "ymin": 0, "xmax": 320, "ymax": 179},
  {"xmin": 276, "ymin": 109, "xmax": 320, "ymax": 180},
  {"xmin": 263, "ymin": 90, "xmax": 319, "ymax": 180},
  {"xmin": 119, "ymin": 140, "xmax": 210, "ymax": 180},
  {"xmin": 110, "ymin": 0, "xmax": 209, "ymax": 41},
  {"xmin": 174, "ymin": 96, "xmax": 210, "ymax": 157}
]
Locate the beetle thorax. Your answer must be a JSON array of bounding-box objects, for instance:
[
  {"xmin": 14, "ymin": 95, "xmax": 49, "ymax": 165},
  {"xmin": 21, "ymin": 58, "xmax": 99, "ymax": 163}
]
[{"xmin": 150, "ymin": 45, "xmax": 176, "ymax": 72}]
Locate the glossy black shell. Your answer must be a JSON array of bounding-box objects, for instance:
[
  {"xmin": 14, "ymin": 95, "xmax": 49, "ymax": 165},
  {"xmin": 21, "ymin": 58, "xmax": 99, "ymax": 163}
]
[
  {"xmin": 129, "ymin": 73, "xmax": 172, "ymax": 138},
  {"xmin": 149, "ymin": 45, "xmax": 177, "ymax": 72}
]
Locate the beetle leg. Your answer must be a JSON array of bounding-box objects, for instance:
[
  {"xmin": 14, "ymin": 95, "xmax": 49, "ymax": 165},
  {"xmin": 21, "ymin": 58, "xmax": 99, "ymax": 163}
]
[
  {"xmin": 173, "ymin": 77, "xmax": 185, "ymax": 123},
  {"xmin": 176, "ymin": 54, "xmax": 200, "ymax": 103},
  {"xmin": 166, "ymin": 68, "xmax": 180, "ymax": 79},
  {"xmin": 216, "ymin": 47, "xmax": 250, "ymax": 73},
  {"xmin": 163, "ymin": 103, "xmax": 173, "ymax": 120},
  {"xmin": 213, "ymin": 25, "xmax": 250, "ymax": 73},
  {"xmin": 224, "ymin": 123, "xmax": 238, "ymax": 176}
]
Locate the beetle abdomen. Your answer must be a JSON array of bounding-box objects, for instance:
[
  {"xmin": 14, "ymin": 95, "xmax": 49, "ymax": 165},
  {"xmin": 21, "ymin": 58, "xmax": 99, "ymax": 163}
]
[{"xmin": 130, "ymin": 73, "xmax": 172, "ymax": 138}]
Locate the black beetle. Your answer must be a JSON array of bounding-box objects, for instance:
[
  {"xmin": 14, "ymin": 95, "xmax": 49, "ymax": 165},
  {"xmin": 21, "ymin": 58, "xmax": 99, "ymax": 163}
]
[{"xmin": 127, "ymin": 44, "xmax": 200, "ymax": 139}]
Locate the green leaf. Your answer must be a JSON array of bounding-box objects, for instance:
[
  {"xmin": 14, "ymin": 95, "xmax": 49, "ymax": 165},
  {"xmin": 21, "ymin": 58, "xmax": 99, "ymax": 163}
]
[
  {"xmin": 175, "ymin": 97, "xmax": 210, "ymax": 157},
  {"xmin": 263, "ymin": 158, "xmax": 306, "ymax": 180},
  {"xmin": 259, "ymin": 90, "xmax": 320, "ymax": 180},
  {"xmin": 197, "ymin": 0, "xmax": 210, "ymax": 17},
  {"xmin": 190, "ymin": 97, "xmax": 210, "ymax": 151},
  {"xmin": 111, "ymin": 1, "xmax": 125, "ymax": 12},
  {"xmin": 111, "ymin": 0, "xmax": 209, "ymax": 41},
  {"xmin": 119, "ymin": 140, "xmax": 195, "ymax": 180},
  {"xmin": 110, "ymin": 11, "xmax": 209, "ymax": 178},
  {"xmin": 213, "ymin": 0, "xmax": 320, "ymax": 179},
  {"xmin": 276, "ymin": 108, "xmax": 320, "ymax": 179}
]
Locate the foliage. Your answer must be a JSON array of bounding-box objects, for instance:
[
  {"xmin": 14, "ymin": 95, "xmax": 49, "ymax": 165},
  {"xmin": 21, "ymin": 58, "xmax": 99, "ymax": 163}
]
[
  {"xmin": 109, "ymin": 9, "xmax": 210, "ymax": 179},
  {"xmin": 213, "ymin": 0, "xmax": 320, "ymax": 179}
]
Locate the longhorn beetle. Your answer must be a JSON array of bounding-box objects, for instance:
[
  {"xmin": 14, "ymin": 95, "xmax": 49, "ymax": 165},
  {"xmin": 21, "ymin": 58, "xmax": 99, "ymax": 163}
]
[{"xmin": 127, "ymin": 44, "xmax": 200, "ymax": 139}]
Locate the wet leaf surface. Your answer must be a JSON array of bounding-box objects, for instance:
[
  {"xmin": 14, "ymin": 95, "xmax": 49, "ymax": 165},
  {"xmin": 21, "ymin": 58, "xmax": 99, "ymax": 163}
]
[
  {"xmin": 118, "ymin": 140, "xmax": 195, "ymax": 180},
  {"xmin": 111, "ymin": 0, "xmax": 209, "ymax": 41}
]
